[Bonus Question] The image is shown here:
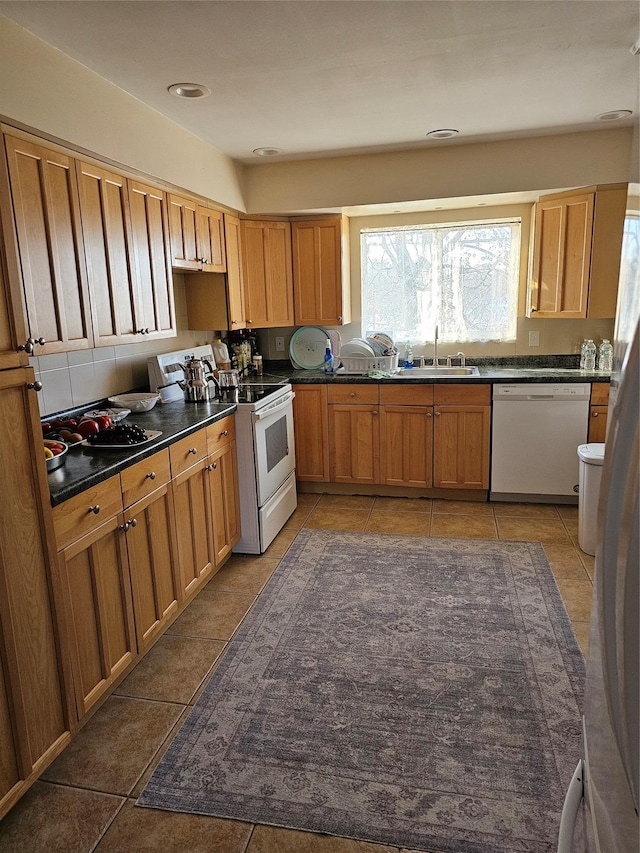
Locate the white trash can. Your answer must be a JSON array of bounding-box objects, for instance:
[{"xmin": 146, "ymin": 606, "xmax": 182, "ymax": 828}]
[{"xmin": 577, "ymin": 443, "xmax": 605, "ymax": 556}]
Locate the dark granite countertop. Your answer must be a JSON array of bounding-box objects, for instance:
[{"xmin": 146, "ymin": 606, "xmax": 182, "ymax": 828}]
[
  {"xmin": 260, "ymin": 364, "xmax": 611, "ymax": 385},
  {"xmin": 47, "ymin": 399, "xmax": 236, "ymax": 506}
]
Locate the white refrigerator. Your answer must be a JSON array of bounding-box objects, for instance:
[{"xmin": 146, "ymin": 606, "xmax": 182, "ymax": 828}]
[{"xmin": 557, "ymin": 199, "xmax": 639, "ymax": 851}]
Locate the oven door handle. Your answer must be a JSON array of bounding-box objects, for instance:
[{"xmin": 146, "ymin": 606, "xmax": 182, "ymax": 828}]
[{"xmin": 251, "ymin": 390, "xmax": 295, "ymax": 422}]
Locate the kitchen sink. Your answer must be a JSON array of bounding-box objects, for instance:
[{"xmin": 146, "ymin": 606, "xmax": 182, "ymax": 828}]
[{"xmin": 394, "ymin": 366, "xmax": 480, "ymax": 377}]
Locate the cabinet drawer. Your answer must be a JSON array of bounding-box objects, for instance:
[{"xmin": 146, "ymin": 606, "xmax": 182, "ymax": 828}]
[
  {"xmin": 206, "ymin": 415, "xmax": 235, "ymax": 454},
  {"xmin": 328, "ymin": 385, "xmax": 379, "ymax": 405},
  {"xmin": 169, "ymin": 429, "xmax": 208, "ymax": 477},
  {"xmin": 380, "ymin": 384, "xmax": 434, "ymax": 405},
  {"xmin": 53, "ymin": 476, "xmax": 123, "ymax": 549},
  {"xmin": 434, "ymin": 384, "xmax": 491, "ymax": 405},
  {"xmin": 591, "ymin": 383, "xmax": 610, "ymax": 405},
  {"xmin": 120, "ymin": 449, "xmax": 171, "ymax": 508}
]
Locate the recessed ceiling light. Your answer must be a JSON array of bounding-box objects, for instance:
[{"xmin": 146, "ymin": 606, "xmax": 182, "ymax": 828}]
[
  {"xmin": 252, "ymin": 147, "xmax": 282, "ymax": 157},
  {"xmin": 426, "ymin": 129, "xmax": 459, "ymax": 139},
  {"xmin": 168, "ymin": 83, "xmax": 211, "ymax": 99},
  {"xmin": 597, "ymin": 109, "xmax": 632, "ymax": 122}
]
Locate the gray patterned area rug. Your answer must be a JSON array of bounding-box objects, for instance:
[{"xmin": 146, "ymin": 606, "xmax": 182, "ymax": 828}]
[{"xmin": 138, "ymin": 530, "xmax": 585, "ymax": 853}]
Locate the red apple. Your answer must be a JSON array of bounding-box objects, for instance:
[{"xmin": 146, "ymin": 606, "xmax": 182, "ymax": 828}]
[
  {"xmin": 94, "ymin": 415, "xmax": 113, "ymax": 431},
  {"xmin": 76, "ymin": 418, "xmax": 99, "ymax": 438}
]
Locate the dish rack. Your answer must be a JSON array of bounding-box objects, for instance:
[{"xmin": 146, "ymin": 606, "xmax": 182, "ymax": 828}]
[{"xmin": 340, "ymin": 354, "xmax": 399, "ymax": 374}]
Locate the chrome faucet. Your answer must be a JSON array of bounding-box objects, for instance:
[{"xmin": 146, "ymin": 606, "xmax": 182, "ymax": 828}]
[
  {"xmin": 433, "ymin": 324, "xmax": 439, "ymax": 368},
  {"xmin": 457, "ymin": 351, "xmax": 466, "ymax": 367}
]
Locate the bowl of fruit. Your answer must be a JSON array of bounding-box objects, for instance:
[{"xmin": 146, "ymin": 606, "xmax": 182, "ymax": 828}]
[
  {"xmin": 42, "ymin": 413, "xmax": 115, "ymax": 446},
  {"xmin": 44, "ymin": 438, "xmax": 68, "ymax": 471}
]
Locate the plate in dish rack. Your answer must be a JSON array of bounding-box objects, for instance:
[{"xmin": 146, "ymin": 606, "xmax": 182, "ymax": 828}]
[{"xmin": 81, "ymin": 429, "xmax": 162, "ymax": 450}]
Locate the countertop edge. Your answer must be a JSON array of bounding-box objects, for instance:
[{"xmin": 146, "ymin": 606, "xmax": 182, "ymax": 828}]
[{"xmin": 48, "ymin": 402, "xmax": 237, "ymax": 506}]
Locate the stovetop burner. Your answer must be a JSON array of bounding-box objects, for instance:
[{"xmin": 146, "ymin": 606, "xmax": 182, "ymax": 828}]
[{"xmin": 217, "ymin": 383, "xmax": 288, "ymax": 406}]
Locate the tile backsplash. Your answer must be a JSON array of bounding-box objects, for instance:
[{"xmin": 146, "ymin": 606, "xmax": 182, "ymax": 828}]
[{"xmin": 33, "ymin": 277, "xmax": 217, "ymax": 416}]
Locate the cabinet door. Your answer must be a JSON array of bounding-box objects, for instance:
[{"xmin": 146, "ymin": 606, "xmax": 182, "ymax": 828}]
[
  {"xmin": 122, "ymin": 485, "xmax": 181, "ymax": 652},
  {"xmin": 241, "ymin": 220, "xmax": 294, "ymax": 328},
  {"xmin": 3, "ymin": 133, "xmax": 92, "ymax": 353},
  {"xmin": 60, "ymin": 514, "xmax": 137, "ymax": 719},
  {"xmin": 224, "ymin": 213, "xmax": 246, "ymax": 330},
  {"xmin": 76, "ymin": 161, "xmax": 138, "ymax": 346},
  {"xmin": 433, "ymin": 405, "xmax": 491, "ymax": 489},
  {"xmin": 588, "ymin": 406, "xmax": 608, "ymax": 443},
  {"xmin": 329, "ymin": 404, "xmax": 379, "ymax": 484},
  {"xmin": 0, "ymin": 653, "xmax": 20, "ymax": 810},
  {"xmin": 530, "ymin": 193, "xmax": 594, "ymax": 318},
  {"xmin": 168, "ymin": 194, "xmax": 199, "ymax": 270},
  {"xmin": 380, "ymin": 404, "xmax": 433, "ymax": 488},
  {"xmin": 197, "ymin": 206, "xmax": 226, "ymax": 272},
  {"xmin": 292, "ymin": 217, "xmax": 350, "ymax": 325},
  {"xmin": 292, "ymin": 384, "xmax": 329, "ymax": 482},
  {"xmin": 0, "ymin": 214, "xmax": 29, "ymax": 369},
  {"xmin": 128, "ymin": 180, "xmax": 176, "ymax": 339},
  {"xmin": 171, "ymin": 459, "xmax": 216, "ymax": 601},
  {"xmin": 0, "ymin": 367, "xmax": 72, "ymax": 813},
  {"xmin": 207, "ymin": 441, "xmax": 241, "ymax": 565}
]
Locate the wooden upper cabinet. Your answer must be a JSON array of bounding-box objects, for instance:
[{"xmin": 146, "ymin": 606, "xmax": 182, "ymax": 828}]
[
  {"xmin": 224, "ymin": 213, "xmax": 246, "ymax": 329},
  {"xmin": 241, "ymin": 219, "xmax": 294, "ymax": 328},
  {"xmin": 169, "ymin": 194, "xmax": 226, "ymax": 273},
  {"xmin": 529, "ymin": 184, "xmax": 627, "ymax": 319},
  {"xmin": 127, "ymin": 180, "xmax": 176, "ymax": 340},
  {"xmin": 292, "ymin": 216, "xmax": 351, "ymax": 326},
  {"xmin": 2, "ymin": 132, "xmax": 93, "ymax": 353},
  {"xmin": 76, "ymin": 161, "xmax": 139, "ymax": 346},
  {"xmin": 183, "ymin": 211, "xmax": 245, "ymax": 331},
  {"xmin": 168, "ymin": 194, "xmax": 199, "ymax": 270},
  {"xmin": 0, "ymin": 230, "xmax": 29, "ymax": 370},
  {"xmin": 197, "ymin": 206, "xmax": 226, "ymax": 272}
]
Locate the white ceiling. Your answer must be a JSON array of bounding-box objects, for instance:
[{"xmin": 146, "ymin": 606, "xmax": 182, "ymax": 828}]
[{"xmin": 1, "ymin": 0, "xmax": 638, "ymax": 166}]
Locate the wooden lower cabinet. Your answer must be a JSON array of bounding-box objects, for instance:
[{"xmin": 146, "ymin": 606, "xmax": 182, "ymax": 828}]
[
  {"xmin": 0, "ymin": 366, "xmax": 73, "ymax": 819},
  {"xmin": 123, "ymin": 484, "xmax": 180, "ymax": 652},
  {"xmin": 172, "ymin": 458, "xmax": 216, "ymax": 601},
  {"xmin": 329, "ymin": 403, "xmax": 380, "ymax": 484},
  {"xmin": 300, "ymin": 382, "xmax": 491, "ymax": 492},
  {"xmin": 58, "ymin": 513, "xmax": 137, "ymax": 718},
  {"xmin": 433, "ymin": 386, "xmax": 491, "ymax": 490},
  {"xmin": 207, "ymin": 441, "xmax": 241, "ymax": 565},
  {"xmin": 589, "ymin": 382, "xmax": 610, "ymax": 443},
  {"xmin": 292, "ymin": 384, "xmax": 330, "ymax": 482}
]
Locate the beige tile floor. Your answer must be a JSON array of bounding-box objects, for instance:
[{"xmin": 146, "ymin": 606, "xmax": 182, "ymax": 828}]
[{"xmin": 0, "ymin": 494, "xmax": 593, "ymax": 853}]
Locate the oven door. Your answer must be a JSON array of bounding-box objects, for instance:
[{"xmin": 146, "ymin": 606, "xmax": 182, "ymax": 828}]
[{"xmin": 252, "ymin": 390, "xmax": 296, "ymax": 506}]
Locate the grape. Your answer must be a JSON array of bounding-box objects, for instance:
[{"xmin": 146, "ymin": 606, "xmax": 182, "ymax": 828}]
[{"xmin": 87, "ymin": 423, "xmax": 148, "ymax": 445}]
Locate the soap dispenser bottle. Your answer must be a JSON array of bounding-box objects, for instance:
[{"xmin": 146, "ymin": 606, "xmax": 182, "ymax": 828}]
[
  {"xmin": 323, "ymin": 339, "xmax": 334, "ymax": 375},
  {"xmin": 404, "ymin": 341, "xmax": 414, "ymax": 369}
]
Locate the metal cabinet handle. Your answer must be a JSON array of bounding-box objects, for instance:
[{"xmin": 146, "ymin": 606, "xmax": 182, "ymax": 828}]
[
  {"xmin": 88, "ymin": 505, "xmax": 100, "ymax": 515},
  {"xmin": 188, "ymin": 447, "xmax": 198, "ymax": 455},
  {"xmin": 349, "ymin": 392, "xmax": 356, "ymax": 398},
  {"xmin": 434, "ymin": 411, "xmax": 441, "ymax": 416},
  {"xmin": 246, "ymin": 319, "xmax": 252, "ymax": 324},
  {"xmin": 205, "ymin": 463, "xmax": 214, "ymax": 471},
  {"xmin": 146, "ymin": 471, "xmax": 157, "ymax": 480},
  {"xmin": 221, "ymin": 430, "xmax": 228, "ymax": 436},
  {"xmin": 592, "ymin": 411, "xmax": 599, "ymax": 417},
  {"xmin": 373, "ymin": 410, "xmax": 378, "ymax": 415},
  {"xmin": 425, "ymin": 412, "xmax": 433, "ymax": 418},
  {"xmin": 27, "ymin": 380, "xmax": 42, "ymax": 391},
  {"xmin": 530, "ymin": 307, "xmax": 538, "ymax": 313},
  {"xmin": 212, "ymin": 462, "xmax": 217, "ymax": 469},
  {"xmin": 337, "ymin": 316, "xmax": 342, "ymax": 322},
  {"xmin": 119, "ymin": 521, "xmax": 130, "ymax": 532},
  {"xmin": 129, "ymin": 518, "xmax": 137, "ymax": 528},
  {"xmin": 18, "ymin": 336, "xmax": 46, "ymax": 354}
]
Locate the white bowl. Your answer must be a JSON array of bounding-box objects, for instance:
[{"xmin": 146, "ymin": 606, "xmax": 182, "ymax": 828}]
[{"xmin": 108, "ymin": 392, "xmax": 160, "ymax": 412}]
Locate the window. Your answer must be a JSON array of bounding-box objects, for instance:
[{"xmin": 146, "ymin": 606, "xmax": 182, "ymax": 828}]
[{"xmin": 361, "ymin": 220, "xmax": 521, "ymax": 343}]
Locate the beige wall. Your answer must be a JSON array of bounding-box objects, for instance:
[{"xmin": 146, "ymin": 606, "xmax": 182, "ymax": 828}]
[
  {"xmin": 0, "ymin": 15, "xmax": 246, "ymax": 210},
  {"xmin": 244, "ymin": 128, "xmax": 636, "ymax": 214}
]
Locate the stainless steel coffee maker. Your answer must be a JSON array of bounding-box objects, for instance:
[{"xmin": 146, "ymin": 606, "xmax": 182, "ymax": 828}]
[{"xmin": 181, "ymin": 357, "xmax": 218, "ymax": 402}]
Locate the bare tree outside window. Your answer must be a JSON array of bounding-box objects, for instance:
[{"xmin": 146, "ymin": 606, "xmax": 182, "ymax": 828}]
[{"xmin": 361, "ymin": 220, "xmax": 520, "ymax": 343}]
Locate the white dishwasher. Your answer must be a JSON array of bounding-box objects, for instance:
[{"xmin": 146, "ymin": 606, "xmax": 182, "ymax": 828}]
[{"xmin": 490, "ymin": 383, "xmax": 590, "ymax": 503}]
